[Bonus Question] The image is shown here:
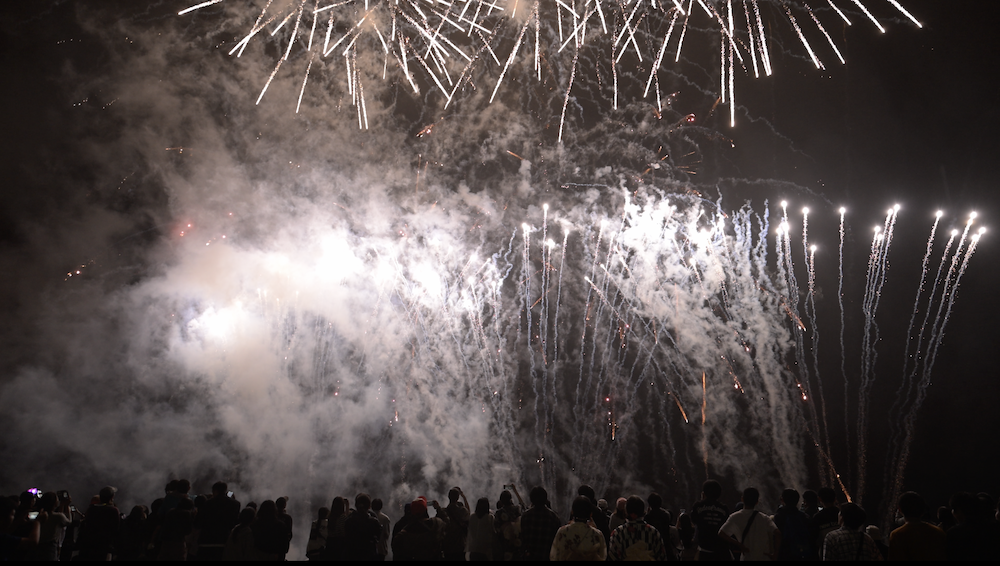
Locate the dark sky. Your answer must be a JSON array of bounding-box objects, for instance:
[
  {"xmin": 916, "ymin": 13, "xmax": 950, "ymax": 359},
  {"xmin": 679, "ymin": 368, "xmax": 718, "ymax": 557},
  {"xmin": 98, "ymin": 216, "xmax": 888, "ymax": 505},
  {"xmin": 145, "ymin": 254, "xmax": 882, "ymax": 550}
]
[{"xmin": 1, "ymin": 0, "xmax": 997, "ymax": 525}]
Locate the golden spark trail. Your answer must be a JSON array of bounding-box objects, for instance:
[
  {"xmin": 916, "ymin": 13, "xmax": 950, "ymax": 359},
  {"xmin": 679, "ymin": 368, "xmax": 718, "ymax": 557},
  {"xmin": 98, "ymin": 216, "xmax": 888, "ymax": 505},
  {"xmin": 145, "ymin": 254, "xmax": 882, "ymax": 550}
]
[
  {"xmin": 178, "ymin": 0, "xmax": 224, "ymax": 16},
  {"xmin": 851, "ymin": 0, "xmax": 885, "ymax": 33}
]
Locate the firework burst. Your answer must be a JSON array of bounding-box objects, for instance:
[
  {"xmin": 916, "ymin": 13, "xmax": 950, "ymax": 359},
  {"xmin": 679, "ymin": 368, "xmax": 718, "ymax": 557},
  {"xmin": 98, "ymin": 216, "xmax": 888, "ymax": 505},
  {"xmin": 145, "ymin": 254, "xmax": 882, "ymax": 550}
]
[{"xmin": 181, "ymin": 1, "xmax": 921, "ymax": 132}]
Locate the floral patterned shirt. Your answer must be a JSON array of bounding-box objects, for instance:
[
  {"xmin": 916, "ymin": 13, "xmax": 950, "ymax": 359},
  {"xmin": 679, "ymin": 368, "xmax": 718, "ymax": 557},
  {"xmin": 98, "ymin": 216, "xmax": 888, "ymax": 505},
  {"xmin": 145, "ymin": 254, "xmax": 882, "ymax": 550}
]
[
  {"xmin": 608, "ymin": 519, "xmax": 669, "ymax": 561},
  {"xmin": 550, "ymin": 520, "xmax": 607, "ymax": 561}
]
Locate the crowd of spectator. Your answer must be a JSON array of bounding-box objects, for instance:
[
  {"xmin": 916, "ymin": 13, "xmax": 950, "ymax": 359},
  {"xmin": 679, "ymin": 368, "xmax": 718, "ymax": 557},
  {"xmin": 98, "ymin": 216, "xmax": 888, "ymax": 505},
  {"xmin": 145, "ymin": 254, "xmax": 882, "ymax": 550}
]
[{"xmin": 3, "ymin": 477, "xmax": 999, "ymax": 561}]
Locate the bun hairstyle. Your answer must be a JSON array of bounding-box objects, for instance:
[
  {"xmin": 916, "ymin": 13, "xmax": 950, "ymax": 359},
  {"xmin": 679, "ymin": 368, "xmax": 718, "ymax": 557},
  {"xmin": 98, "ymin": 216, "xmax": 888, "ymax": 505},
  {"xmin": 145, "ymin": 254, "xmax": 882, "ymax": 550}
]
[{"xmin": 571, "ymin": 496, "xmax": 593, "ymax": 522}]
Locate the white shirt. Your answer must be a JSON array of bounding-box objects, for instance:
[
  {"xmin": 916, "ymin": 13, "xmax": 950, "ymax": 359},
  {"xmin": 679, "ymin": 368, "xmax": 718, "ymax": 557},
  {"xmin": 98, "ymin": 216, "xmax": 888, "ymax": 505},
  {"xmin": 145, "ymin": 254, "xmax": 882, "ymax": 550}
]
[
  {"xmin": 466, "ymin": 512, "xmax": 495, "ymax": 556},
  {"xmin": 719, "ymin": 508, "xmax": 779, "ymax": 561}
]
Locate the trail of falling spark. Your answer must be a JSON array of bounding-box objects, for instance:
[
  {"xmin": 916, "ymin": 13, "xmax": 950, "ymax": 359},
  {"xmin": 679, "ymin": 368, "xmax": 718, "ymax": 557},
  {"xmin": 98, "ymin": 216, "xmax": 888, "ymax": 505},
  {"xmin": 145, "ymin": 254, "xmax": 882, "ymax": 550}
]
[
  {"xmin": 803, "ymin": 210, "xmax": 833, "ymax": 485},
  {"xmin": 805, "ymin": 2, "xmax": 845, "ymax": 64},
  {"xmin": 676, "ymin": 0, "xmax": 693, "ymax": 62},
  {"xmin": 696, "ymin": 0, "xmax": 745, "ymax": 66},
  {"xmin": 282, "ymin": 2, "xmax": 306, "ymax": 62},
  {"xmin": 256, "ymin": 57, "xmax": 284, "ymax": 105},
  {"xmin": 558, "ymin": 48, "xmax": 581, "ymax": 144},
  {"xmin": 614, "ymin": 2, "xmax": 644, "ymax": 64},
  {"xmin": 856, "ymin": 207, "xmax": 897, "ymax": 502},
  {"xmin": 582, "ymin": 224, "xmax": 627, "ymax": 464},
  {"xmin": 178, "ymin": 0, "xmax": 224, "ymax": 16},
  {"xmin": 782, "ymin": 0, "xmax": 822, "ymax": 69},
  {"xmin": 540, "ymin": 206, "xmax": 552, "ymax": 446},
  {"xmin": 491, "ymin": 9, "xmax": 532, "ymax": 103},
  {"xmin": 743, "ymin": 0, "xmax": 759, "ymax": 78},
  {"xmin": 838, "ymin": 207, "xmax": 850, "ymax": 485},
  {"xmin": 828, "ymin": 0, "xmax": 852, "ymax": 24},
  {"xmin": 887, "ymin": 0, "xmax": 923, "ymax": 27},
  {"xmin": 895, "ymin": 213, "xmax": 941, "ymax": 411},
  {"xmin": 719, "ymin": 9, "xmax": 726, "ymax": 104},
  {"xmin": 855, "ymin": 222, "xmax": 883, "ymax": 501},
  {"xmin": 535, "ymin": 8, "xmax": 541, "ymax": 80},
  {"xmin": 553, "ymin": 229, "xmax": 569, "ymax": 380},
  {"xmin": 851, "ymin": 0, "xmax": 884, "ymax": 32},
  {"xmin": 296, "ymin": 53, "xmax": 315, "ymax": 114},
  {"xmin": 521, "ymin": 222, "xmax": 544, "ymax": 479},
  {"xmin": 574, "ymin": 222, "xmax": 606, "ymax": 454},
  {"xmin": 612, "ymin": 52, "xmax": 619, "ymax": 110},
  {"xmin": 727, "ymin": 0, "xmax": 735, "ymax": 127},
  {"xmin": 922, "ymin": 217, "xmax": 975, "ymax": 373},
  {"xmin": 881, "ymin": 213, "xmax": 947, "ymax": 525},
  {"xmin": 886, "ymin": 227, "xmax": 979, "ymax": 530},
  {"xmin": 307, "ymin": 0, "xmax": 319, "ymax": 52},
  {"xmin": 782, "ymin": 206, "xmax": 822, "ymax": 463},
  {"xmin": 644, "ymin": 9, "xmax": 679, "ymax": 98},
  {"xmin": 752, "ymin": 0, "xmax": 772, "ymax": 75},
  {"xmin": 701, "ymin": 371, "xmax": 708, "ymax": 476}
]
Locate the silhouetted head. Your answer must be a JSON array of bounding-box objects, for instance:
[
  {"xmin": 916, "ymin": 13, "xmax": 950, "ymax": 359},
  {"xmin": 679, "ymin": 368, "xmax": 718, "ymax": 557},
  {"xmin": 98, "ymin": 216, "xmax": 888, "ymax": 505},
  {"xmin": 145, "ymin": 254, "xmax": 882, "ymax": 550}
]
[
  {"xmin": 625, "ymin": 495, "xmax": 645, "ymax": 519},
  {"xmin": 529, "ymin": 486, "xmax": 548, "ymax": 508},
  {"xmin": 647, "ymin": 493, "xmax": 663, "ymax": 511},
  {"xmin": 780, "ymin": 488, "xmax": 800, "ymax": 509},
  {"xmin": 898, "ymin": 491, "xmax": 925, "ymax": 519},
  {"xmin": 949, "ymin": 492, "xmax": 980, "ymax": 524},
  {"xmin": 475, "ymin": 497, "xmax": 490, "ymax": 518},
  {"xmin": 331, "ymin": 497, "xmax": 345, "ymax": 517},
  {"xmin": 742, "ymin": 487, "xmax": 760, "ymax": 509},
  {"xmin": 448, "ymin": 488, "xmax": 461, "ymax": 504},
  {"xmin": 817, "ymin": 487, "xmax": 837, "ymax": 508},
  {"xmin": 578, "ymin": 485, "xmax": 597, "ymax": 505},
  {"xmin": 128, "ymin": 505, "xmax": 146, "ymax": 520},
  {"xmin": 839, "ymin": 503, "xmax": 866, "ymax": 530},
  {"xmin": 498, "ymin": 490, "xmax": 513, "ymax": 509},
  {"xmin": 212, "ymin": 482, "xmax": 228, "ymax": 496},
  {"xmin": 238, "ymin": 506, "xmax": 256, "ymax": 526},
  {"xmin": 802, "ymin": 490, "xmax": 818, "ymax": 509},
  {"xmin": 257, "ymin": 500, "xmax": 277, "ymax": 520},
  {"xmin": 317, "ymin": 507, "xmax": 329, "ymax": 521},
  {"xmin": 702, "ymin": 480, "xmax": 722, "ymax": 502},
  {"xmin": 371, "ymin": 499, "xmax": 383, "ymax": 512},
  {"xmin": 615, "ymin": 497, "xmax": 627, "ymax": 516},
  {"xmin": 355, "ymin": 493, "xmax": 371, "ymax": 512},
  {"xmin": 176, "ymin": 480, "xmax": 191, "ymax": 495},
  {"xmin": 99, "ymin": 486, "xmax": 117, "ymax": 504},
  {"xmin": 39, "ymin": 492, "xmax": 58, "ymax": 513},
  {"xmin": 410, "ymin": 498, "xmax": 428, "ymax": 517},
  {"xmin": 276, "ymin": 497, "xmax": 288, "ymax": 512},
  {"xmin": 571, "ymin": 496, "xmax": 593, "ymax": 522},
  {"xmin": 865, "ymin": 525, "xmax": 882, "ymax": 541}
]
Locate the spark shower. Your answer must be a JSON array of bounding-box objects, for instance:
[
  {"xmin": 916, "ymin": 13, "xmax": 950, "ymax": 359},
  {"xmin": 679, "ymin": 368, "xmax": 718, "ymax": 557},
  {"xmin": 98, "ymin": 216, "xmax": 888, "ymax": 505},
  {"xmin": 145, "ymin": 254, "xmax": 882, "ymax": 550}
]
[{"xmin": 0, "ymin": 0, "xmax": 979, "ymax": 543}]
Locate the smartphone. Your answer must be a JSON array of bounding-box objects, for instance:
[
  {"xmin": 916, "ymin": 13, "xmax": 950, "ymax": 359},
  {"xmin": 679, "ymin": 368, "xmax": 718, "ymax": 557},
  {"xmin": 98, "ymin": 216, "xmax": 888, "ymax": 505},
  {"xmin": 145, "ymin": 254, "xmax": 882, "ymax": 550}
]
[
  {"xmin": 227, "ymin": 491, "xmax": 234, "ymax": 498},
  {"xmin": 58, "ymin": 490, "xmax": 70, "ymax": 500},
  {"xmin": 28, "ymin": 511, "xmax": 39, "ymax": 520}
]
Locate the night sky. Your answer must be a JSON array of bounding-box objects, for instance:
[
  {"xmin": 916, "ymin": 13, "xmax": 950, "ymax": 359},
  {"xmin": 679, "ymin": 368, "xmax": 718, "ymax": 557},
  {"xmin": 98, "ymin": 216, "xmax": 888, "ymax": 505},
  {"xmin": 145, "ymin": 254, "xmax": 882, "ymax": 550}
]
[{"xmin": 1, "ymin": 0, "xmax": 998, "ymax": 535}]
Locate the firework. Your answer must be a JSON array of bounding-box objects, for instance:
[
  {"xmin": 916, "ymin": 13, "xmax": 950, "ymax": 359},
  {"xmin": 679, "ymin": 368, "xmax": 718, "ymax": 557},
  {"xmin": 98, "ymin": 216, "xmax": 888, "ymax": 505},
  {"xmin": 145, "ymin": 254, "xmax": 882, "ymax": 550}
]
[
  {"xmin": 181, "ymin": 1, "xmax": 922, "ymax": 130},
  {"xmin": 154, "ymin": 180, "xmax": 981, "ymax": 509}
]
